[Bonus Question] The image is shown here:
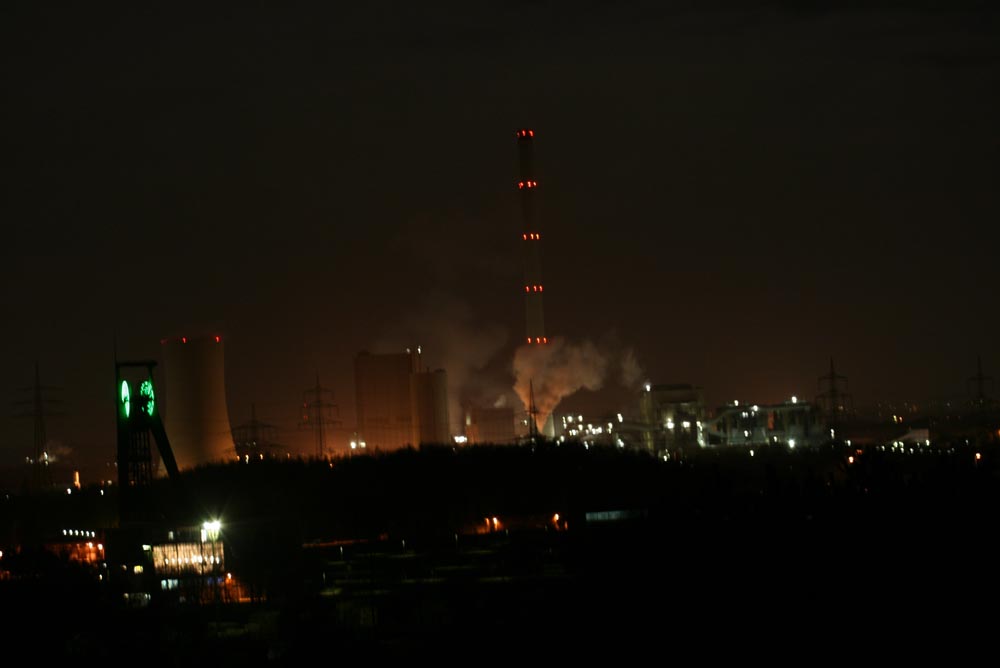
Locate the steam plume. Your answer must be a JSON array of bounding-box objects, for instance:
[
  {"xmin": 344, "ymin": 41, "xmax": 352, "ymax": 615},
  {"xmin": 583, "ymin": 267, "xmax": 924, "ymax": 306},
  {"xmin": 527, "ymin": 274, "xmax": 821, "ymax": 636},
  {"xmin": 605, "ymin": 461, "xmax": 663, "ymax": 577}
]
[{"xmin": 512, "ymin": 337, "xmax": 608, "ymax": 434}]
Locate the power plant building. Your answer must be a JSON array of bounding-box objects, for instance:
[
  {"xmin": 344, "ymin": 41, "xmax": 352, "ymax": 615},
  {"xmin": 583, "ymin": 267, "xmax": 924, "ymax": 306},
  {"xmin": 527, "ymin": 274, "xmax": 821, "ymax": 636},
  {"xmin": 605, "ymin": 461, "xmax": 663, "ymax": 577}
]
[
  {"xmin": 161, "ymin": 336, "xmax": 235, "ymax": 470},
  {"xmin": 464, "ymin": 405, "xmax": 516, "ymax": 445},
  {"xmin": 354, "ymin": 349, "xmax": 450, "ymax": 451},
  {"xmin": 639, "ymin": 384, "xmax": 707, "ymax": 453}
]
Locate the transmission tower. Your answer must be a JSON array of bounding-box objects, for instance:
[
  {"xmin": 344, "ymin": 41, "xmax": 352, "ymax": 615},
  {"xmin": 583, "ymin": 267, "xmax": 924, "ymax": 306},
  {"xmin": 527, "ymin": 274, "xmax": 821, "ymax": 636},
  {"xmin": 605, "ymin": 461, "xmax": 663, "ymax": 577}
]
[
  {"xmin": 232, "ymin": 403, "xmax": 284, "ymax": 460},
  {"xmin": 967, "ymin": 355, "xmax": 993, "ymax": 409},
  {"xmin": 527, "ymin": 378, "xmax": 539, "ymax": 442},
  {"xmin": 300, "ymin": 374, "xmax": 340, "ymax": 458},
  {"xmin": 816, "ymin": 357, "xmax": 852, "ymax": 433},
  {"xmin": 13, "ymin": 362, "xmax": 63, "ymax": 492}
]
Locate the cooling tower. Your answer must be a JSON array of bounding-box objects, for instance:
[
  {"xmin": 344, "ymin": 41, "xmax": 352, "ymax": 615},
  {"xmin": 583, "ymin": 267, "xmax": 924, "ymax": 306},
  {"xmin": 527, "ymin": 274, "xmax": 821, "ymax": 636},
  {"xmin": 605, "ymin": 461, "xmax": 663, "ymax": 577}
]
[{"xmin": 161, "ymin": 335, "xmax": 235, "ymax": 469}]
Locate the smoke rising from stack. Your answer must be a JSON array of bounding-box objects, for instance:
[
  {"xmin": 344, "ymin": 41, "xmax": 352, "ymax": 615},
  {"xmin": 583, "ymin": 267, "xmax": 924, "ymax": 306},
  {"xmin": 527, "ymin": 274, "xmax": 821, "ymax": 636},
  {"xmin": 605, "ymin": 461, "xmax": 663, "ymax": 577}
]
[
  {"xmin": 620, "ymin": 348, "xmax": 644, "ymax": 388},
  {"xmin": 512, "ymin": 337, "xmax": 607, "ymax": 434},
  {"xmin": 512, "ymin": 339, "xmax": 646, "ymax": 434}
]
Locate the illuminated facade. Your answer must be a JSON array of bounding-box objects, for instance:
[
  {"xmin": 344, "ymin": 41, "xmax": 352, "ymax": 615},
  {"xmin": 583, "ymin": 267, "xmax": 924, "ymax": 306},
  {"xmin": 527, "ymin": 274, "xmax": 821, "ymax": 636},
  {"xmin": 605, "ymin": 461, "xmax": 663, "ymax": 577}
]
[
  {"xmin": 639, "ymin": 384, "xmax": 707, "ymax": 452},
  {"xmin": 161, "ymin": 336, "xmax": 235, "ymax": 469},
  {"xmin": 517, "ymin": 129, "xmax": 547, "ymax": 345},
  {"xmin": 705, "ymin": 400, "xmax": 822, "ymax": 448},
  {"xmin": 355, "ymin": 349, "xmax": 451, "ymax": 451}
]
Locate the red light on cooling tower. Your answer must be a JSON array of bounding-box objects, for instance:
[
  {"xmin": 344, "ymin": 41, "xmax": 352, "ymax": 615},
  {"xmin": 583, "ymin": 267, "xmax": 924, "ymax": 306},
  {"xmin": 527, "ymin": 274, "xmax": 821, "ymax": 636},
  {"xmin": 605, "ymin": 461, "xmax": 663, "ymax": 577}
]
[
  {"xmin": 181, "ymin": 337, "xmax": 187, "ymax": 344},
  {"xmin": 214, "ymin": 335, "xmax": 221, "ymax": 343}
]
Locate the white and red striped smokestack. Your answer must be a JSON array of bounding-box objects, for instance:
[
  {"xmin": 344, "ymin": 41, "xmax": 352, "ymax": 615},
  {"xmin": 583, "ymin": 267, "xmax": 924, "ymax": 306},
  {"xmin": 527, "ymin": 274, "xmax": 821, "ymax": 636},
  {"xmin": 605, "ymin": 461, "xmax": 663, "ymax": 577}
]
[{"xmin": 516, "ymin": 128, "xmax": 547, "ymax": 345}]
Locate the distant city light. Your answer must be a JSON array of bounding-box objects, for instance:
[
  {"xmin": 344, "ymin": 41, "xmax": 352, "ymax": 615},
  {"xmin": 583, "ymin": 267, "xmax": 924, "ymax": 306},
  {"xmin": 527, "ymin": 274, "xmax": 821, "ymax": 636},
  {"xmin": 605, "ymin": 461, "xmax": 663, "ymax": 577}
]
[
  {"xmin": 788, "ymin": 439, "xmax": 796, "ymax": 449},
  {"xmin": 791, "ymin": 396, "xmax": 798, "ymax": 404},
  {"xmin": 617, "ymin": 413, "xmax": 623, "ymax": 423}
]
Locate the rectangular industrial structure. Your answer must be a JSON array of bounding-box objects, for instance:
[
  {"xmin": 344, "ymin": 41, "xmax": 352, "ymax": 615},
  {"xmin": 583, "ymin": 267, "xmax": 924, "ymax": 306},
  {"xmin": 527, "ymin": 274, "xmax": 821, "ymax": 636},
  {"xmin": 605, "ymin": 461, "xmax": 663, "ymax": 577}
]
[{"xmin": 354, "ymin": 349, "xmax": 450, "ymax": 451}]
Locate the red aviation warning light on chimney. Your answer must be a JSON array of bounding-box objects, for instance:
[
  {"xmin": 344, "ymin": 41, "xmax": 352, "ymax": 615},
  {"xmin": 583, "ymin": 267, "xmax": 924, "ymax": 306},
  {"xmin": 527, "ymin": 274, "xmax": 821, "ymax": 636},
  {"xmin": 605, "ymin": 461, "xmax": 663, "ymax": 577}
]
[{"xmin": 517, "ymin": 128, "xmax": 547, "ymax": 344}]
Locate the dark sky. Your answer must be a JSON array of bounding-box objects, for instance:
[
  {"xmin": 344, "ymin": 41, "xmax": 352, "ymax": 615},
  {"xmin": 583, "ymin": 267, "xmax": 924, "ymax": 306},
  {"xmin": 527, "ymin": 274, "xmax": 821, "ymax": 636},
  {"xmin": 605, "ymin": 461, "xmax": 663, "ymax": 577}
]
[{"xmin": 2, "ymin": 2, "xmax": 998, "ymax": 470}]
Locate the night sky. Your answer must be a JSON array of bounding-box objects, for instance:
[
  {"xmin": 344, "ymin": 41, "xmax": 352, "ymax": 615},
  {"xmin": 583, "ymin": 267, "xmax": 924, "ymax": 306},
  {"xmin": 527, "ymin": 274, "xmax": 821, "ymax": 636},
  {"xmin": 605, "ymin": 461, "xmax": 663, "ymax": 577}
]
[{"xmin": 2, "ymin": 2, "xmax": 998, "ymax": 471}]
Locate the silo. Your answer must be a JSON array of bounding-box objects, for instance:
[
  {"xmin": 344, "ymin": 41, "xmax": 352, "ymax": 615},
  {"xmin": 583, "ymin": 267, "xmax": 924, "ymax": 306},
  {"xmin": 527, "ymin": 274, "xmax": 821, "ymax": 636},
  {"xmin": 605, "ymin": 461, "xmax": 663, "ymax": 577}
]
[{"xmin": 161, "ymin": 335, "xmax": 235, "ymax": 469}]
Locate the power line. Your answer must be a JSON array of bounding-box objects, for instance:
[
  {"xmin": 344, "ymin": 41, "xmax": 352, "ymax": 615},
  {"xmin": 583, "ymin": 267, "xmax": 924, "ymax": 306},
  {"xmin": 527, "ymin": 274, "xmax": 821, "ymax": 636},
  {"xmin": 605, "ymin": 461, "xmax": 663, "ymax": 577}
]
[
  {"xmin": 300, "ymin": 374, "xmax": 341, "ymax": 459},
  {"xmin": 12, "ymin": 361, "xmax": 65, "ymax": 492}
]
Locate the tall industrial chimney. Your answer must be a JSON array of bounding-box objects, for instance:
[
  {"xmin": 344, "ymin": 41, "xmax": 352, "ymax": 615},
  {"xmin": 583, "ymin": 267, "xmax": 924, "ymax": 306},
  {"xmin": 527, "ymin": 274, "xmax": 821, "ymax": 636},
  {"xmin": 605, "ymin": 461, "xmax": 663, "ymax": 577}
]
[{"xmin": 516, "ymin": 128, "xmax": 547, "ymax": 345}]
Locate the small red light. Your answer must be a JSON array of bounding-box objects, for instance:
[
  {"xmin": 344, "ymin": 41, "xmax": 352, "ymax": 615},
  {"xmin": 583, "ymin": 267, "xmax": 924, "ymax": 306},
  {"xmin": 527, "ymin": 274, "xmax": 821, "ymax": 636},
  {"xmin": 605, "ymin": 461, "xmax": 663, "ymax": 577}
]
[
  {"xmin": 522, "ymin": 233, "xmax": 527, "ymax": 240},
  {"xmin": 536, "ymin": 337, "xmax": 540, "ymax": 343},
  {"xmin": 529, "ymin": 130, "xmax": 534, "ymax": 137},
  {"xmin": 518, "ymin": 181, "xmax": 524, "ymax": 189},
  {"xmin": 543, "ymin": 337, "xmax": 548, "ymax": 343},
  {"xmin": 539, "ymin": 285, "xmax": 543, "ymax": 292},
  {"xmin": 214, "ymin": 335, "xmax": 220, "ymax": 343},
  {"xmin": 527, "ymin": 337, "xmax": 531, "ymax": 344},
  {"xmin": 181, "ymin": 337, "xmax": 187, "ymax": 344},
  {"xmin": 525, "ymin": 286, "xmax": 530, "ymax": 292}
]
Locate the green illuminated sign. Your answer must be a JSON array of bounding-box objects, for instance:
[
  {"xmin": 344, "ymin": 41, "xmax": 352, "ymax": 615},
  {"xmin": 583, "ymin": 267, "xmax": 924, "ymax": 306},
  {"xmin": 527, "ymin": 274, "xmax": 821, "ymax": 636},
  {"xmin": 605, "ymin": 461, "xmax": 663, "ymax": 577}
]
[
  {"xmin": 120, "ymin": 380, "xmax": 131, "ymax": 419},
  {"xmin": 139, "ymin": 379, "xmax": 155, "ymax": 416}
]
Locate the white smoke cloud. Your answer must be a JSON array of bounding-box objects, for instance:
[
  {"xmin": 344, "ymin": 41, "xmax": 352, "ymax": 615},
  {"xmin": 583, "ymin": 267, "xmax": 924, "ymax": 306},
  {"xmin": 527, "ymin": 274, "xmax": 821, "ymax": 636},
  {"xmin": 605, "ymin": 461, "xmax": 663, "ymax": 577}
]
[
  {"xmin": 512, "ymin": 337, "xmax": 609, "ymax": 434},
  {"xmin": 620, "ymin": 348, "xmax": 644, "ymax": 389},
  {"xmin": 42, "ymin": 441, "xmax": 72, "ymax": 463}
]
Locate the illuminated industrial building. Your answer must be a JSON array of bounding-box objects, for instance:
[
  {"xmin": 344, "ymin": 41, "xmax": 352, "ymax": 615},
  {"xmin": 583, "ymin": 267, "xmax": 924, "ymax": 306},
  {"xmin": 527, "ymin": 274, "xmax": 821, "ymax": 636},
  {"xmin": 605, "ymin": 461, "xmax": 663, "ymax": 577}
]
[
  {"xmin": 704, "ymin": 399, "xmax": 822, "ymax": 448},
  {"xmin": 516, "ymin": 128, "xmax": 547, "ymax": 345},
  {"xmin": 639, "ymin": 384, "xmax": 707, "ymax": 453},
  {"xmin": 354, "ymin": 348, "xmax": 450, "ymax": 451},
  {"xmin": 161, "ymin": 335, "xmax": 235, "ymax": 470}
]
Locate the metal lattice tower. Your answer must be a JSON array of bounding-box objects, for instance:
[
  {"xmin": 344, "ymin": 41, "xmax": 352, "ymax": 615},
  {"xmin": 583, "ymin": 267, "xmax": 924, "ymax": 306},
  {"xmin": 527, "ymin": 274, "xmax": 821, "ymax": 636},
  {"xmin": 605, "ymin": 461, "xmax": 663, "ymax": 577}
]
[
  {"xmin": 816, "ymin": 357, "xmax": 852, "ymax": 430},
  {"xmin": 967, "ymin": 355, "xmax": 994, "ymax": 409},
  {"xmin": 301, "ymin": 374, "xmax": 340, "ymax": 458},
  {"xmin": 13, "ymin": 362, "xmax": 63, "ymax": 492}
]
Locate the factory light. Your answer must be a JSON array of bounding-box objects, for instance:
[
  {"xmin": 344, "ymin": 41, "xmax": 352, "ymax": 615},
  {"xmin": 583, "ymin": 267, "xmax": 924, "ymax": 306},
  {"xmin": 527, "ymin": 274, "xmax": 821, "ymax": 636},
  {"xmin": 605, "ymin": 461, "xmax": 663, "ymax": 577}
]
[
  {"xmin": 202, "ymin": 520, "xmax": 222, "ymax": 542},
  {"xmin": 617, "ymin": 413, "xmax": 623, "ymax": 423},
  {"xmin": 791, "ymin": 396, "xmax": 798, "ymax": 404},
  {"xmin": 788, "ymin": 439, "xmax": 796, "ymax": 449}
]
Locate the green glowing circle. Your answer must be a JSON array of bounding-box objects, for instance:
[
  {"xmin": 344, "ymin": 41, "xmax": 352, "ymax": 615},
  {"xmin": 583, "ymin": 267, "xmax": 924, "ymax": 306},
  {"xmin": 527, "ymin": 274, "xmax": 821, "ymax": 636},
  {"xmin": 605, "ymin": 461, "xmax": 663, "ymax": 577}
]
[
  {"xmin": 120, "ymin": 380, "xmax": 131, "ymax": 419},
  {"xmin": 139, "ymin": 379, "xmax": 155, "ymax": 416}
]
